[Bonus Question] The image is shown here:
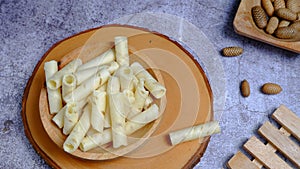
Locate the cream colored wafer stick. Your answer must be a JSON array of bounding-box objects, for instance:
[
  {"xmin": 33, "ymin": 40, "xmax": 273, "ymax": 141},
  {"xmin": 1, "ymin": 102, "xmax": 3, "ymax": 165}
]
[
  {"xmin": 47, "ymin": 59, "xmax": 82, "ymax": 90},
  {"xmin": 44, "ymin": 60, "xmax": 58, "ymax": 80},
  {"xmin": 64, "ymin": 68, "xmax": 110, "ymax": 103},
  {"xmin": 131, "ymin": 62, "xmax": 166, "ymax": 99},
  {"xmin": 62, "ymin": 74, "xmax": 76, "ymax": 101},
  {"xmin": 52, "ymin": 100, "xmax": 86, "ymax": 129},
  {"xmin": 115, "ymin": 36, "xmax": 129, "ymax": 66},
  {"xmin": 125, "ymin": 104, "xmax": 159, "ymax": 127},
  {"xmin": 75, "ymin": 61, "xmax": 119, "ymax": 85},
  {"xmin": 63, "ymin": 104, "xmax": 91, "ymax": 153},
  {"xmin": 52, "ymin": 105, "xmax": 66, "ymax": 128},
  {"xmin": 74, "ymin": 65, "xmax": 107, "ymax": 85},
  {"xmin": 132, "ymin": 79, "xmax": 148, "ymax": 111},
  {"xmin": 105, "ymin": 75, "xmax": 121, "ymax": 133},
  {"xmin": 90, "ymin": 91, "xmax": 106, "ymax": 132},
  {"xmin": 63, "ymin": 102, "xmax": 78, "ymax": 135},
  {"xmin": 107, "ymin": 76, "xmax": 127, "ymax": 148},
  {"xmin": 109, "ymin": 92, "xmax": 127, "ymax": 148},
  {"xmin": 169, "ymin": 121, "xmax": 221, "ymax": 146},
  {"xmin": 47, "ymin": 88, "xmax": 62, "ymax": 114},
  {"xmin": 77, "ymin": 49, "xmax": 115, "ymax": 71},
  {"xmin": 80, "ymin": 128, "xmax": 112, "ymax": 152},
  {"xmin": 116, "ymin": 66, "xmax": 134, "ymax": 91},
  {"xmin": 79, "ymin": 104, "xmax": 159, "ymax": 151},
  {"xmin": 44, "ymin": 60, "xmax": 63, "ymax": 114},
  {"xmin": 127, "ymin": 79, "xmax": 149, "ymax": 119}
]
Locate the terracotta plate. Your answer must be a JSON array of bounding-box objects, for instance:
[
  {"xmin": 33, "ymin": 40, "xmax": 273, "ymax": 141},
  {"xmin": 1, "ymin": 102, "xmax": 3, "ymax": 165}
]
[
  {"xmin": 22, "ymin": 24, "xmax": 213, "ymax": 169},
  {"xmin": 234, "ymin": 0, "xmax": 300, "ymax": 53}
]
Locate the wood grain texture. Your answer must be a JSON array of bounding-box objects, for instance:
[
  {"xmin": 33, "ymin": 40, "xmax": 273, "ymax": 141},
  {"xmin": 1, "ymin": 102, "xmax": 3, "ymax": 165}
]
[
  {"xmin": 21, "ymin": 24, "xmax": 213, "ymax": 169},
  {"xmin": 233, "ymin": 0, "xmax": 300, "ymax": 53},
  {"xmin": 272, "ymin": 105, "xmax": 300, "ymax": 140},
  {"xmin": 227, "ymin": 151, "xmax": 259, "ymax": 169},
  {"xmin": 244, "ymin": 136, "xmax": 292, "ymax": 169},
  {"xmin": 258, "ymin": 121, "xmax": 300, "ymax": 168}
]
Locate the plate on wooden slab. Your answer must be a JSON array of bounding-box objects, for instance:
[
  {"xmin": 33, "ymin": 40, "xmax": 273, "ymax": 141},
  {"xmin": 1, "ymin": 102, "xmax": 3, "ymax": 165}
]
[
  {"xmin": 39, "ymin": 44, "xmax": 167, "ymax": 160},
  {"xmin": 234, "ymin": 0, "xmax": 300, "ymax": 53},
  {"xmin": 22, "ymin": 24, "xmax": 213, "ymax": 169}
]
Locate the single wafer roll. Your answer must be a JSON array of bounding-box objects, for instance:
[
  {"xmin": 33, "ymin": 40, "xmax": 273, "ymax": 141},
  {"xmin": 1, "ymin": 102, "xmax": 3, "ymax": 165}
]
[
  {"xmin": 63, "ymin": 102, "xmax": 78, "ymax": 135},
  {"xmin": 47, "ymin": 88, "xmax": 62, "ymax": 114},
  {"xmin": 109, "ymin": 92, "xmax": 127, "ymax": 148},
  {"xmin": 52, "ymin": 105, "xmax": 66, "ymax": 128},
  {"xmin": 90, "ymin": 91, "xmax": 106, "ymax": 133},
  {"xmin": 44, "ymin": 60, "xmax": 63, "ymax": 114},
  {"xmin": 222, "ymin": 47, "xmax": 243, "ymax": 57},
  {"xmin": 169, "ymin": 121, "xmax": 221, "ymax": 146},
  {"xmin": 63, "ymin": 104, "xmax": 91, "ymax": 153},
  {"xmin": 130, "ymin": 79, "xmax": 149, "ymax": 118},
  {"xmin": 115, "ymin": 36, "xmax": 130, "ymax": 66},
  {"xmin": 74, "ymin": 66, "xmax": 107, "ymax": 85},
  {"xmin": 64, "ymin": 68, "xmax": 110, "ymax": 103},
  {"xmin": 77, "ymin": 49, "xmax": 115, "ymax": 71},
  {"xmin": 47, "ymin": 59, "xmax": 82, "ymax": 90},
  {"xmin": 62, "ymin": 74, "xmax": 76, "ymax": 101},
  {"xmin": 131, "ymin": 62, "xmax": 166, "ymax": 99}
]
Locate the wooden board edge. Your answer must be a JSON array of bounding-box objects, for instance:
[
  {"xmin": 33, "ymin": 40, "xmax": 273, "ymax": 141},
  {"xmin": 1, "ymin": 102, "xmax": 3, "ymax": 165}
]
[
  {"xmin": 243, "ymin": 136, "xmax": 292, "ymax": 169},
  {"xmin": 272, "ymin": 105, "xmax": 300, "ymax": 140},
  {"xmin": 182, "ymin": 137, "xmax": 211, "ymax": 169},
  {"xmin": 258, "ymin": 121, "xmax": 300, "ymax": 168},
  {"xmin": 227, "ymin": 151, "xmax": 259, "ymax": 169}
]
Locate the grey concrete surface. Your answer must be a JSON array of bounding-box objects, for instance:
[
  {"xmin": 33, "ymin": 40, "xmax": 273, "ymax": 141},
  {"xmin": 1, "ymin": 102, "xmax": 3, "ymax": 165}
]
[{"xmin": 0, "ymin": 0, "xmax": 299, "ymax": 169}]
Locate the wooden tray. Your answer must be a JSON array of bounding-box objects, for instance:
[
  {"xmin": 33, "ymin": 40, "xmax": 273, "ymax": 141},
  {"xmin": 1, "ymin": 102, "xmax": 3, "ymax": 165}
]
[
  {"xmin": 227, "ymin": 105, "xmax": 300, "ymax": 169},
  {"xmin": 22, "ymin": 24, "xmax": 214, "ymax": 168},
  {"xmin": 233, "ymin": 0, "xmax": 300, "ymax": 53}
]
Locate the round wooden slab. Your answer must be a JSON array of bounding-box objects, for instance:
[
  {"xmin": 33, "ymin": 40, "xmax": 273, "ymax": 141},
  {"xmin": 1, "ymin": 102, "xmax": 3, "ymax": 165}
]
[{"xmin": 22, "ymin": 24, "xmax": 213, "ymax": 169}]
